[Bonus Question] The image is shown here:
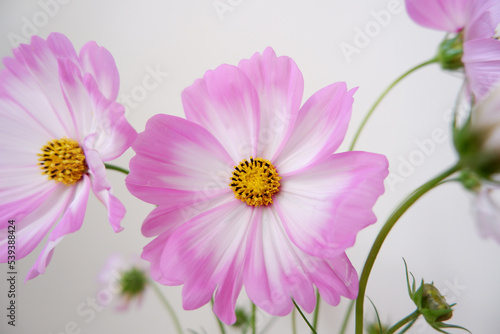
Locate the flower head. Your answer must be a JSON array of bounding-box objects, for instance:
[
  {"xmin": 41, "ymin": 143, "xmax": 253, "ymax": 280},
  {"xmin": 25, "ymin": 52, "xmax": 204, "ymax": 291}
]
[
  {"xmin": 405, "ymin": 0, "xmax": 500, "ymax": 98},
  {"xmin": 126, "ymin": 47, "xmax": 388, "ymax": 324},
  {"xmin": 98, "ymin": 254, "xmax": 149, "ymax": 310},
  {"xmin": 0, "ymin": 33, "xmax": 137, "ymax": 279}
]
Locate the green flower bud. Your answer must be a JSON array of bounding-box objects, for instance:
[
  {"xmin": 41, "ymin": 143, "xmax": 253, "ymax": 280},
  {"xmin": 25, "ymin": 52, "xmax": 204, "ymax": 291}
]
[
  {"xmin": 421, "ymin": 283, "xmax": 453, "ymax": 322},
  {"xmin": 437, "ymin": 33, "xmax": 464, "ymax": 70},
  {"xmin": 458, "ymin": 170, "xmax": 483, "ymax": 192}
]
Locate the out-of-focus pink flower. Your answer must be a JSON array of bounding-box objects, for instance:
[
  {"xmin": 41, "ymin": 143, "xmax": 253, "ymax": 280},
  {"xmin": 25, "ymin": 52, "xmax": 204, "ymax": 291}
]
[
  {"xmin": 98, "ymin": 254, "xmax": 149, "ymax": 311},
  {"xmin": 405, "ymin": 0, "xmax": 500, "ymax": 98},
  {"xmin": 474, "ymin": 184, "xmax": 500, "ymax": 243},
  {"xmin": 126, "ymin": 47, "xmax": 389, "ymax": 325},
  {"xmin": 0, "ymin": 33, "xmax": 136, "ymax": 280},
  {"xmin": 405, "ymin": 0, "xmax": 499, "ymax": 41}
]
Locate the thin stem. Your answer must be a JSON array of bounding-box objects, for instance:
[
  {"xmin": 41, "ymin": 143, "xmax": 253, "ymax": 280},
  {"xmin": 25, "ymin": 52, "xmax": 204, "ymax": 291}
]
[
  {"xmin": 211, "ymin": 299, "xmax": 226, "ymax": 334},
  {"xmin": 385, "ymin": 310, "xmax": 420, "ymax": 334},
  {"xmin": 354, "ymin": 164, "xmax": 461, "ymax": 334},
  {"xmin": 251, "ymin": 302, "xmax": 257, "ymax": 334},
  {"xmin": 339, "ymin": 300, "xmax": 355, "ymax": 334},
  {"xmin": 292, "ymin": 299, "xmax": 317, "ymax": 334},
  {"xmin": 104, "ymin": 163, "xmax": 130, "ymax": 175},
  {"xmin": 349, "ymin": 57, "xmax": 438, "ymax": 150},
  {"xmin": 312, "ymin": 290, "xmax": 320, "ymax": 331},
  {"xmin": 292, "ymin": 307, "xmax": 297, "ymax": 334},
  {"xmin": 150, "ymin": 282, "xmax": 183, "ymax": 334}
]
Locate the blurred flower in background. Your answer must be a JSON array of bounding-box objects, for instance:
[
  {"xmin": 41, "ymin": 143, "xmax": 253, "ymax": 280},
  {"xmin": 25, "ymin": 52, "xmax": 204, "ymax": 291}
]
[{"xmin": 98, "ymin": 254, "xmax": 149, "ymax": 311}]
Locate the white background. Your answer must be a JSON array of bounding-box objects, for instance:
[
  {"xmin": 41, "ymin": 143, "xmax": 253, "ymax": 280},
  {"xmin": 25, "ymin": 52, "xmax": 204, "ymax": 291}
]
[{"xmin": 1, "ymin": 0, "xmax": 499, "ymax": 333}]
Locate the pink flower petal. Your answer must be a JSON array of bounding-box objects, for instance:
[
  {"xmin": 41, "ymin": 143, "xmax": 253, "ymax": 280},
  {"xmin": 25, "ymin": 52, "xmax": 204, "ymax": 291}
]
[
  {"xmin": 57, "ymin": 58, "xmax": 93, "ymax": 139},
  {"xmin": 463, "ymin": 37, "xmax": 500, "ymax": 99},
  {"xmin": 405, "ymin": 0, "xmax": 469, "ymax": 34},
  {"xmin": 82, "ymin": 75, "xmax": 136, "ymax": 161},
  {"xmin": 273, "ymin": 82, "xmax": 356, "ymax": 174},
  {"xmin": 26, "ymin": 176, "xmax": 90, "ymax": 280},
  {"xmin": 475, "ymin": 185, "xmax": 500, "ymax": 243},
  {"xmin": 46, "ymin": 32, "xmax": 79, "ymax": 64},
  {"xmin": 126, "ymin": 114, "xmax": 234, "ymax": 207},
  {"xmin": 243, "ymin": 207, "xmax": 358, "ymax": 316},
  {"xmin": 79, "ymin": 41, "xmax": 120, "ymax": 101},
  {"xmin": 157, "ymin": 200, "xmax": 253, "ymax": 324},
  {"xmin": 182, "ymin": 64, "xmax": 260, "ymax": 162},
  {"xmin": 238, "ymin": 47, "xmax": 304, "ymax": 159},
  {"xmin": 0, "ymin": 185, "xmax": 70, "ymax": 262},
  {"xmin": 405, "ymin": 0, "xmax": 500, "ymax": 40},
  {"xmin": 275, "ymin": 151, "xmax": 388, "ymax": 258},
  {"xmin": 142, "ymin": 232, "xmax": 183, "ymax": 285},
  {"xmin": 85, "ymin": 149, "xmax": 125, "ymax": 232},
  {"xmin": 1, "ymin": 47, "xmax": 70, "ymax": 138}
]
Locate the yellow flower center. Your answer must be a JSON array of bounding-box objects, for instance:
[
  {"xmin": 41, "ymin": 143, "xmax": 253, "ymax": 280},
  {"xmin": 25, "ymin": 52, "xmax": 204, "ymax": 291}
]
[
  {"xmin": 229, "ymin": 157, "xmax": 281, "ymax": 206},
  {"xmin": 38, "ymin": 138, "xmax": 87, "ymax": 186}
]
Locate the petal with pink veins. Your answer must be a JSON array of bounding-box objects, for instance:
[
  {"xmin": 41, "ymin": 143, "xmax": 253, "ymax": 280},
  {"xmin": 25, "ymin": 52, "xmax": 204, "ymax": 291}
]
[
  {"xmin": 238, "ymin": 47, "xmax": 304, "ymax": 159},
  {"xmin": 26, "ymin": 176, "xmax": 90, "ymax": 280},
  {"xmin": 275, "ymin": 151, "xmax": 388, "ymax": 258},
  {"xmin": 158, "ymin": 200, "xmax": 253, "ymax": 324},
  {"xmin": 273, "ymin": 82, "xmax": 356, "ymax": 174},
  {"xmin": 79, "ymin": 41, "xmax": 120, "ymax": 101},
  {"xmin": 85, "ymin": 149, "xmax": 125, "ymax": 232},
  {"xmin": 182, "ymin": 64, "xmax": 260, "ymax": 162},
  {"xmin": 126, "ymin": 114, "xmax": 234, "ymax": 207},
  {"xmin": 463, "ymin": 37, "xmax": 500, "ymax": 99}
]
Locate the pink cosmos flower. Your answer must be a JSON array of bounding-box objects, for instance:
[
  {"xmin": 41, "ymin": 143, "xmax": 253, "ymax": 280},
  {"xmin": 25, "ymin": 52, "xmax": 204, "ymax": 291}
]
[
  {"xmin": 0, "ymin": 33, "xmax": 136, "ymax": 279},
  {"xmin": 126, "ymin": 47, "xmax": 389, "ymax": 324},
  {"xmin": 405, "ymin": 0, "xmax": 500, "ymax": 97}
]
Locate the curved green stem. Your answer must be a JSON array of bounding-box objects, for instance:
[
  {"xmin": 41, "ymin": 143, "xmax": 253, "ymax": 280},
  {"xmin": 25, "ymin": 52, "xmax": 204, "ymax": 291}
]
[
  {"xmin": 104, "ymin": 163, "xmax": 130, "ymax": 175},
  {"xmin": 312, "ymin": 290, "xmax": 320, "ymax": 331},
  {"xmin": 339, "ymin": 300, "xmax": 355, "ymax": 334},
  {"xmin": 349, "ymin": 57, "xmax": 438, "ymax": 150},
  {"xmin": 150, "ymin": 282, "xmax": 184, "ymax": 334},
  {"xmin": 354, "ymin": 164, "xmax": 461, "ymax": 334},
  {"xmin": 385, "ymin": 310, "xmax": 420, "ymax": 334},
  {"xmin": 292, "ymin": 299, "xmax": 317, "ymax": 334}
]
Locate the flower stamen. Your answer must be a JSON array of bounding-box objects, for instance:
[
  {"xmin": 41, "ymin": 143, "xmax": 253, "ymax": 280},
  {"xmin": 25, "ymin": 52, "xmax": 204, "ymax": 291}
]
[
  {"xmin": 230, "ymin": 157, "xmax": 281, "ymax": 206},
  {"xmin": 38, "ymin": 138, "xmax": 87, "ymax": 185}
]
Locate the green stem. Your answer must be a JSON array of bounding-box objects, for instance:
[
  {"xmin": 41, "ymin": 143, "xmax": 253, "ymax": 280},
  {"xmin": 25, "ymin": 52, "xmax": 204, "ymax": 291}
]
[
  {"xmin": 354, "ymin": 164, "xmax": 461, "ymax": 334},
  {"xmin": 312, "ymin": 290, "xmax": 320, "ymax": 331},
  {"xmin": 292, "ymin": 300, "xmax": 317, "ymax": 334},
  {"xmin": 349, "ymin": 57, "xmax": 438, "ymax": 150},
  {"xmin": 385, "ymin": 310, "xmax": 420, "ymax": 334},
  {"xmin": 104, "ymin": 163, "xmax": 130, "ymax": 175},
  {"xmin": 252, "ymin": 302, "xmax": 257, "ymax": 334},
  {"xmin": 150, "ymin": 282, "xmax": 184, "ymax": 334},
  {"xmin": 292, "ymin": 307, "xmax": 297, "ymax": 334},
  {"xmin": 339, "ymin": 300, "xmax": 355, "ymax": 334}
]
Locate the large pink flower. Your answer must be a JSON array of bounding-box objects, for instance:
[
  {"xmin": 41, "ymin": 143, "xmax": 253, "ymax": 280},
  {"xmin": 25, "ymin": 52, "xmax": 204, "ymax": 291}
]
[
  {"xmin": 405, "ymin": 0, "xmax": 500, "ymax": 98},
  {"xmin": 126, "ymin": 47, "xmax": 388, "ymax": 324},
  {"xmin": 0, "ymin": 33, "xmax": 136, "ymax": 279}
]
